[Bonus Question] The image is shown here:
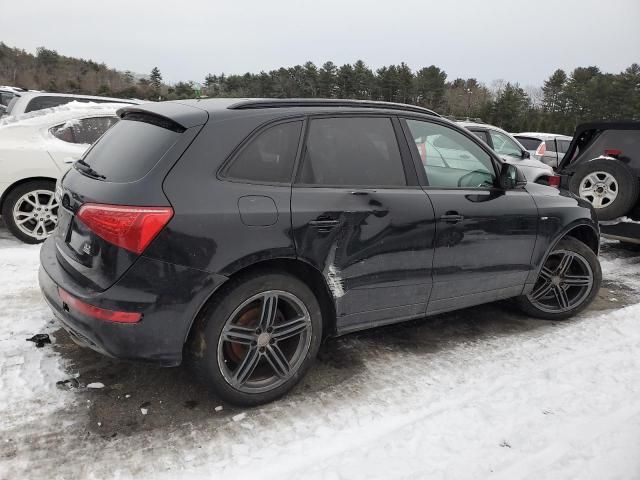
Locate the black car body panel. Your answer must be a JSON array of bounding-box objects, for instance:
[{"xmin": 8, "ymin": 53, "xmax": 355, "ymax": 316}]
[
  {"xmin": 40, "ymin": 238, "xmax": 227, "ymax": 365},
  {"xmin": 39, "ymin": 99, "xmax": 600, "ymax": 365}
]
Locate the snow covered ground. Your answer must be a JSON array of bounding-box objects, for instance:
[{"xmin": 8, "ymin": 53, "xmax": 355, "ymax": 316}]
[{"xmin": 1, "ymin": 223, "xmax": 639, "ymax": 480}]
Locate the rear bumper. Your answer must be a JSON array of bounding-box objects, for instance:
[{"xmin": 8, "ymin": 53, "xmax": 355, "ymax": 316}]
[{"xmin": 39, "ymin": 237, "xmax": 227, "ymax": 366}]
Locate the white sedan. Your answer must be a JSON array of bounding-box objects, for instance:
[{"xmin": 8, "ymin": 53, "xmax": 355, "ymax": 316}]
[{"xmin": 0, "ymin": 102, "xmax": 127, "ymax": 243}]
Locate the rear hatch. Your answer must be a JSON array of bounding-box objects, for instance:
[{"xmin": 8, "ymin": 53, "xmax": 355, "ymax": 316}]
[
  {"xmin": 54, "ymin": 103, "xmax": 207, "ymax": 291},
  {"xmin": 557, "ymin": 121, "xmax": 640, "ymax": 189}
]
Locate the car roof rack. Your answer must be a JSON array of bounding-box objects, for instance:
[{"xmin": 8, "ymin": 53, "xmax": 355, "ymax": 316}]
[{"xmin": 227, "ymin": 98, "xmax": 439, "ymax": 117}]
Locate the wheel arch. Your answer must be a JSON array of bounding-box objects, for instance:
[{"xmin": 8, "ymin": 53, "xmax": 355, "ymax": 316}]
[
  {"xmin": 184, "ymin": 257, "xmax": 338, "ymax": 349},
  {"xmin": 0, "ymin": 176, "xmax": 58, "ymax": 211},
  {"xmin": 562, "ymin": 223, "xmax": 600, "ymax": 255}
]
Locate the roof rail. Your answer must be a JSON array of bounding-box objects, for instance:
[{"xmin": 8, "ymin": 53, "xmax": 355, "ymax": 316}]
[{"xmin": 227, "ymin": 98, "xmax": 440, "ymax": 117}]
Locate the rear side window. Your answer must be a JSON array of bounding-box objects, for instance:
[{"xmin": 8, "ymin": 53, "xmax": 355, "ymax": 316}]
[
  {"xmin": 298, "ymin": 117, "xmax": 406, "ymax": 187},
  {"xmin": 545, "ymin": 139, "xmax": 557, "ymax": 152},
  {"xmin": 557, "ymin": 139, "xmax": 570, "ymax": 153},
  {"xmin": 515, "ymin": 137, "xmax": 542, "ymax": 150},
  {"xmin": 81, "ymin": 118, "xmax": 181, "ymax": 182},
  {"xmin": 51, "ymin": 116, "xmax": 119, "ymax": 145},
  {"xmin": 224, "ymin": 121, "xmax": 302, "ymax": 183},
  {"xmin": 25, "ymin": 96, "xmax": 76, "ymax": 113}
]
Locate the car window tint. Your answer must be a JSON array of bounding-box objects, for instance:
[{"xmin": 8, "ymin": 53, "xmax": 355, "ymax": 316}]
[
  {"xmin": 515, "ymin": 137, "xmax": 542, "ymax": 150},
  {"xmin": 225, "ymin": 121, "xmax": 302, "ymax": 183},
  {"xmin": 557, "ymin": 139, "xmax": 570, "ymax": 153},
  {"xmin": 489, "ymin": 130, "xmax": 522, "ymax": 157},
  {"xmin": 545, "ymin": 139, "xmax": 557, "ymax": 152},
  {"xmin": 469, "ymin": 130, "xmax": 489, "ymax": 144},
  {"xmin": 25, "ymin": 96, "xmax": 75, "ymax": 113},
  {"xmin": 406, "ymin": 119, "xmax": 496, "ymax": 188},
  {"xmin": 51, "ymin": 117, "xmax": 118, "ymax": 145},
  {"xmin": 81, "ymin": 118, "xmax": 181, "ymax": 182},
  {"xmin": 299, "ymin": 117, "xmax": 406, "ymax": 186}
]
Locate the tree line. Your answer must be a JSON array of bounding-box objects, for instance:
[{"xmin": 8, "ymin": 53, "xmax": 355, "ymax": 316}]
[{"xmin": 1, "ymin": 42, "xmax": 638, "ymax": 135}]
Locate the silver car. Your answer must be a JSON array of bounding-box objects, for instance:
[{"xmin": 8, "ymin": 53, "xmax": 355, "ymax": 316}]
[
  {"xmin": 514, "ymin": 132, "xmax": 572, "ymax": 169},
  {"xmin": 457, "ymin": 122, "xmax": 554, "ymax": 184}
]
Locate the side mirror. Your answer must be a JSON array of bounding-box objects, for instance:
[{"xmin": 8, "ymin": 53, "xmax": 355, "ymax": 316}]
[
  {"xmin": 499, "ymin": 163, "xmax": 528, "ymax": 189},
  {"xmin": 521, "ymin": 150, "xmax": 530, "ymax": 159}
]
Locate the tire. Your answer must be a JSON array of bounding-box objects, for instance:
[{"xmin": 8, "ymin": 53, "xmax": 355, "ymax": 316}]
[
  {"xmin": 517, "ymin": 237, "xmax": 601, "ymax": 321},
  {"xmin": 187, "ymin": 272, "xmax": 323, "ymax": 406},
  {"xmin": 1, "ymin": 180, "xmax": 58, "ymax": 244},
  {"xmin": 569, "ymin": 159, "xmax": 639, "ymax": 221}
]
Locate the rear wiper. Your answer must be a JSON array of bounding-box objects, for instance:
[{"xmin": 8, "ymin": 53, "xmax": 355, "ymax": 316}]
[{"xmin": 74, "ymin": 159, "xmax": 106, "ymax": 180}]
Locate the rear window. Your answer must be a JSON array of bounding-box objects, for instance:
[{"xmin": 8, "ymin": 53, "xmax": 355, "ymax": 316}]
[
  {"xmin": 515, "ymin": 137, "xmax": 542, "ymax": 150},
  {"xmin": 81, "ymin": 118, "xmax": 181, "ymax": 182}
]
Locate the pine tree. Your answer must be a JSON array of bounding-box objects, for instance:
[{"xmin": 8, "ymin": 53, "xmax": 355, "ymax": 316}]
[
  {"xmin": 149, "ymin": 66, "xmax": 162, "ymax": 91},
  {"xmin": 542, "ymin": 69, "xmax": 567, "ymax": 114}
]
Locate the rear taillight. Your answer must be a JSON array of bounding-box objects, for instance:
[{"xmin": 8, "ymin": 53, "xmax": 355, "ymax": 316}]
[
  {"xmin": 604, "ymin": 149, "xmax": 622, "ymax": 157},
  {"xmin": 548, "ymin": 175, "xmax": 561, "ymax": 188},
  {"xmin": 59, "ymin": 288, "xmax": 142, "ymax": 323},
  {"xmin": 535, "ymin": 142, "xmax": 546, "ymax": 157},
  {"xmin": 77, "ymin": 204, "xmax": 173, "ymax": 254}
]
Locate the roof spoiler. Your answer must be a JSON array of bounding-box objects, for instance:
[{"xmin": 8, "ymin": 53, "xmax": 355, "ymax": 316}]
[{"xmin": 117, "ymin": 102, "xmax": 209, "ymax": 130}]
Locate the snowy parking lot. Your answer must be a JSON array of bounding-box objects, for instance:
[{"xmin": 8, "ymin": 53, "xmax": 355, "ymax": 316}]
[{"xmin": 1, "ymin": 222, "xmax": 639, "ymax": 480}]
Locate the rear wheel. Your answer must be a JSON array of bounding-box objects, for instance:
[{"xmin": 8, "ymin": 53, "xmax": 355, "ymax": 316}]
[
  {"xmin": 1, "ymin": 180, "xmax": 58, "ymax": 244},
  {"xmin": 517, "ymin": 237, "xmax": 601, "ymax": 320},
  {"xmin": 569, "ymin": 159, "xmax": 639, "ymax": 221},
  {"xmin": 188, "ymin": 272, "xmax": 322, "ymax": 406}
]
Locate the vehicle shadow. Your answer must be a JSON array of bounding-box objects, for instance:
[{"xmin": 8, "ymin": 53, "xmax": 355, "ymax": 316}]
[{"xmin": 49, "ymin": 300, "xmax": 559, "ymax": 439}]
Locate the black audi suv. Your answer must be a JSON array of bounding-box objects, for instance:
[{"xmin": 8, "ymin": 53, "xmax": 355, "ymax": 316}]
[{"xmin": 39, "ymin": 99, "xmax": 602, "ymax": 405}]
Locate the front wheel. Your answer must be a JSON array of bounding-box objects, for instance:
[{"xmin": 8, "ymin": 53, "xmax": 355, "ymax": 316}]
[
  {"xmin": 187, "ymin": 272, "xmax": 323, "ymax": 406},
  {"xmin": 1, "ymin": 180, "xmax": 59, "ymax": 244},
  {"xmin": 517, "ymin": 237, "xmax": 601, "ymax": 320}
]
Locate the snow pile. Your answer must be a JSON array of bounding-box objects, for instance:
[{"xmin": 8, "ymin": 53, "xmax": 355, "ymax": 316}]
[
  {"xmin": 0, "ymin": 237, "xmax": 67, "ymax": 434},
  {"xmin": 0, "ymin": 101, "xmax": 127, "ymax": 129},
  {"xmin": 0, "ymin": 230, "xmax": 639, "ymax": 479}
]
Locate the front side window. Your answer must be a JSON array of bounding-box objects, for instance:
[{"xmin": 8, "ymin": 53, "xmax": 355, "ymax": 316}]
[
  {"xmin": 489, "ymin": 130, "xmax": 523, "ymax": 158},
  {"xmin": 299, "ymin": 117, "xmax": 406, "ymax": 186},
  {"xmin": 224, "ymin": 121, "xmax": 302, "ymax": 184},
  {"xmin": 406, "ymin": 119, "xmax": 496, "ymax": 188},
  {"xmin": 51, "ymin": 116, "xmax": 119, "ymax": 145}
]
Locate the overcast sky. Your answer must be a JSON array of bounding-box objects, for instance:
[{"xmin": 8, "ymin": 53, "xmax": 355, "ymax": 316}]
[{"xmin": 3, "ymin": 0, "xmax": 639, "ymax": 87}]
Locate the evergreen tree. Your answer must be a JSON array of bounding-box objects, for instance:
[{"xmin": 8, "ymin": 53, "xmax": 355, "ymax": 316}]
[
  {"xmin": 318, "ymin": 61, "xmax": 337, "ymax": 98},
  {"xmin": 414, "ymin": 65, "xmax": 447, "ymax": 110},
  {"xmin": 149, "ymin": 66, "xmax": 163, "ymax": 91},
  {"xmin": 542, "ymin": 69, "xmax": 567, "ymax": 114}
]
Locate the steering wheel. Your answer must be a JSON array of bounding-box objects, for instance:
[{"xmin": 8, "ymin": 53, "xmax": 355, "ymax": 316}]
[{"xmin": 457, "ymin": 170, "xmax": 493, "ymax": 188}]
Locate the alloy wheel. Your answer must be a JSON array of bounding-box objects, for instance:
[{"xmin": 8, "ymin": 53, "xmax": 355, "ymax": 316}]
[
  {"xmin": 527, "ymin": 248, "xmax": 594, "ymax": 313},
  {"xmin": 217, "ymin": 290, "xmax": 313, "ymax": 394},
  {"xmin": 578, "ymin": 171, "xmax": 618, "ymax": 209},
  {"xmin": 12, "ymin": 189, "xmax": 59, "ymax": 241}
]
